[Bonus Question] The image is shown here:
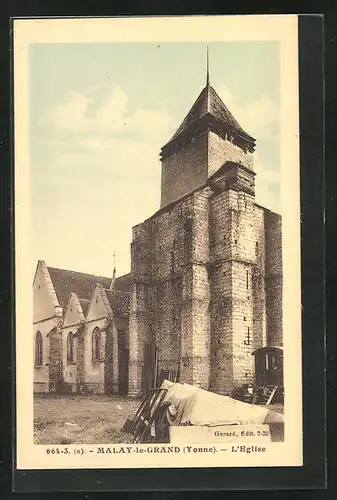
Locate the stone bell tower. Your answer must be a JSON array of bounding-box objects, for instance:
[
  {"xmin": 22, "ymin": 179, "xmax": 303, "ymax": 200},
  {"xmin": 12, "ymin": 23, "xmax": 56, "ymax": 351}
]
[
  {"xmin": 160, "ymin": 50, "xmax": 256, "ymax": 209},
  {"xmin": 159, "ymin": 53, "xmax": 260, "ymax": 394},
  {"xmin": 128, "ymin": 51, "xmax": 276, "ymax": 397}
]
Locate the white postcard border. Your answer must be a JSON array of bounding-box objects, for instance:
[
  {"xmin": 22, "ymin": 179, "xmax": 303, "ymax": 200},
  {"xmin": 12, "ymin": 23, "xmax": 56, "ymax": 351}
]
[{"xmin": 14, "ymin": 14, "xmax": 302, "ymax": 470}]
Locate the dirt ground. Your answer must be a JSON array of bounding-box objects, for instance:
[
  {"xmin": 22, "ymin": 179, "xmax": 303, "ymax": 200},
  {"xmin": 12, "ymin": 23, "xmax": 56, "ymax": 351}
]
[
  {"xmin": 34, "ymin": 394, "xmax": 284, "ymax": 445},
  {"xmin": 34, "ymin": 394, "xmax": 140, "ymax": 445}
]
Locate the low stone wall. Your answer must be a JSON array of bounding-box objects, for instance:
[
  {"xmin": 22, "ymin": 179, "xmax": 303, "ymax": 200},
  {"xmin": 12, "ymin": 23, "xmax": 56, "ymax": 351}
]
[{"xmin": 33, "ymin": 381, "xmax": 49, "ymax": 393}]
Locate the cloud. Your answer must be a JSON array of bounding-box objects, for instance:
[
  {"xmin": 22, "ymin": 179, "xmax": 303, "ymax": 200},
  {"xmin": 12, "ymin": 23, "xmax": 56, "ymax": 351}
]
[
  {"xmin": 254, "ymin": 153, "xmax": 280, "ymax": 213},
  {"xmin": 44, "ymin": 90, "xmax": 90, "ymax": 133},
  {"xmin": 40, "ymin": 84, "xmax": 174, "ymax": 142},
  {"xmin": 34, "ymin": 82, "xmax": 172, "ymax": 219},
  {"xmin": 217, "ymin": 84, "xmax": 279, "ymax": 140},
  {"xmin": 217, "ymin": 84, "xmax": 280, "ymax": 213},
  {"xmin": 32, "ymin": 86, "xmax": 169, "ymax": 276},
  {"xmin": 95, "ymin": 86, "xmax": 129, "ymax": 133}
]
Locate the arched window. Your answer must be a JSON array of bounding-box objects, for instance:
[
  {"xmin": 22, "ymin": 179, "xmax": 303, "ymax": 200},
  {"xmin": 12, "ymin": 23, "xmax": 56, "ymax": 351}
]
[
  {"xmin": 92, "ymin": 328, "xmax": 101, "ymax": 362},
  {"xmin": 35, "ymin": 331, "xmax": 43, "ymax": 366},
  {"xmin": 67, "ymin": 332, "xmax": 74, "ymax": 363}
]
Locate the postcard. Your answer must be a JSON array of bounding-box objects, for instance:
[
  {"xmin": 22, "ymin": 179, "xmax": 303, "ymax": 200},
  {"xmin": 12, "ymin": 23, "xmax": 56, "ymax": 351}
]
[{"xmin": 14, "ymin": 14, "xmax": 302, "ymax": 470}]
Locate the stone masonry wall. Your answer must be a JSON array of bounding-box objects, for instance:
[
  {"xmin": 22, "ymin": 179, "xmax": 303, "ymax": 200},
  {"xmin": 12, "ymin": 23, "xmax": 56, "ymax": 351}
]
[
  {"xmin": 102, "ymin": 319, "xmax": 129, "ymax": 395},
  {"xmin": 264, "ymin": 209, "xmax": 283, "ymax": 347},
  {"xmin": 161, "ymin": 130, "xmax": 254, "ymax": 209},
  {"xmin": 49, "ymin": 325, "xmax": 63, "ymax": 393},
  {"xmin": 129, "ymin": 187, "xmax": 212, "ymax": 395},
  {"xmin": 209, "ymin": 189, "xmax": 264, "ymax": 394},
  {"xmin": 253, "ymin": 206, "xmax": 267, "ymax": 351},
  {"xmin": 209, "ymin": 189, "xmax": 243, "ymax": 394},
  {"xmin": 186, "ymin": 189, "xmax": 211, "ymax": 388},
  {"xmin": 160, "ymin": 132, "xmax": 208, "ymax": 208},
  {"xmin": 128, "ymin": 223, "xmax": 153, "ymax": 396},
  {"xmin": 61, "ymin": 325, "xmax": 78, "ymax": 392},
  {"xmin": 129, "ymin": 184, "xmax": 276, "ymax": 396},
  {"xmin": 115, "ymin": 317, "xmax": 129, "ymax": 395},
  {"xmin": 208, "ymin": 259, "xmax": 233, "ymax": 395},
  {"xmin": 104, "ymin": 324, "xmax": 115, "ymax": 394},
  {"xmin": 207, "ymin": 131, "xmax": 254, "ymax": 177},
  {"xmin": 230, "ymin": 195, "xmax": 266, "ymax": 389},
  {"xmin": 151, "ymin": 194, "xmax": 193, "ymax": 380},
  {"xmin": 76, "ymin": 329, "xmax": 85, "ymax": 392},
  {"xmin": 83, "ymin": 320, "xmax": 106, "ymax": 394}
]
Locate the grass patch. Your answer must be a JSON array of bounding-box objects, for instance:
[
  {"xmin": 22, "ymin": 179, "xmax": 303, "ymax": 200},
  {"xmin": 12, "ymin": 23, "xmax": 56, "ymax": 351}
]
[{"xmin": 34, "ymin": 394, "xmax": 140, "ymax": 445}]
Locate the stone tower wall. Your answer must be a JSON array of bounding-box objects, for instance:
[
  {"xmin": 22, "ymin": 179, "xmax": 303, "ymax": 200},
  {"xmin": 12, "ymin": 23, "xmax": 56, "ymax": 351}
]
[
  {"xmin": 128, "ymin": 223, "xmax": 152, "ymax": 396},
  {"xmin": 150, "ymin": 195, "xmax": 194, "ymax": 376},
  {"xmin": 129, "ymin": 187, "xmax": 213, "ymax": 394},
  {"xmin": 128, "ymin": 187, "xmax": 281, "ymax": 396},
  {"xmin": 207, "ymin": 131, "xmax": 254, "ymax": 176},
  {"xmin": 181, "ymin": 189, "xmax": 211, "ymax": 388},
  {"xmin": 252, "ymin": 206, "xmax": 267, "ymax": 351},
  {"xmin": 209, "ymin": 189, "xmax": 266, "ymax": 394},
  {"xmin": 128, "ymin": 189, "xmax": 284, "ymax": 396},
  {"xmin": 160, "ymin": 131, "xmax": 255, "ymax": 209},
  {"xmin": 160, "ymin": 132, "xmax": 208, "ymax": 208},
  {"xmin": 264, "ymin": 209, "xmax": 283, "ymax": 347}
]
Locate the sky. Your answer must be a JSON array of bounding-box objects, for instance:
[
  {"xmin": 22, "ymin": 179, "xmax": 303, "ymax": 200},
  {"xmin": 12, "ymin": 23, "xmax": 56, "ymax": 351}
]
[{"xmin": 29, "ymin": 41, "xmax": 280, "ymax": 279}]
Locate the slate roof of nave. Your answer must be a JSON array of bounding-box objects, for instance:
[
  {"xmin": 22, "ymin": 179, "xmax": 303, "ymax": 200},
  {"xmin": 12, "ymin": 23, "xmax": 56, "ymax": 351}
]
[
  {"xmin": 104, "ymin": 289, "xmax": 130, "ymax": 317},
  {"xmin": 110, "ymin": 273, "xmax": 130, "ymax": 292},
  {"xmin": 47, "ymin": 266, "xmax": 130, "ymax": 308},
  {"xmin": 167, "ymin": 84, "xmax": 255, "ymax": 145}
]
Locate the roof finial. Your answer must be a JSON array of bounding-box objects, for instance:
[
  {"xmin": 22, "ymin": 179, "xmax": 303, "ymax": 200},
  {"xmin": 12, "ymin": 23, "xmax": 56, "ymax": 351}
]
[
  {"xmin": 206, "ymin": 46, "xmax": 210, "ymax": 87},
  {"xmin": 110, "ymin": 252, "xmax": 116, "ymax": 290}
]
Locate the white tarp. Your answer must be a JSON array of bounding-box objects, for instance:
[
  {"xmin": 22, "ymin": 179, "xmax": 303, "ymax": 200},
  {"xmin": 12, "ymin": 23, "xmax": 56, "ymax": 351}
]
[{"xmin": 161, "ymin": 380, "xmax": 284, "ymax": 426}]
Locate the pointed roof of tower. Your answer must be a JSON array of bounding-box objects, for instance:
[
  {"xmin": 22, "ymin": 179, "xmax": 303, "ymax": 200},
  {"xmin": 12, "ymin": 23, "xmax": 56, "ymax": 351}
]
[
  {"xmin": 164, "ymin": 48, "xmax": 254, "ymax": 149},
  {"xmin": 169, "ymin": 84, "xmax": 254, "ymax": 143}
]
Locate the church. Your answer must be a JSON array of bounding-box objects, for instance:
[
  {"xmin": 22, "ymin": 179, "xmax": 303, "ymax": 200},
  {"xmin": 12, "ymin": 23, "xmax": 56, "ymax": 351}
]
[
  {"xmin": 33, "ymin": 69, "xmax": 283, "ymax": 398},
  {"xmin": 33, "ymin": 261, "xmax": 130, "ymax": 394}
]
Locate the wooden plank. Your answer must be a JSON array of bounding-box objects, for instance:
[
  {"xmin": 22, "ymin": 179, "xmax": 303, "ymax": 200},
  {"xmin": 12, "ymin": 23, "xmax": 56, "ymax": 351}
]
[
  {"xmin": 134, "ymin": 388, "xmax": 168, "ymax": 444},
  {"xmin": 139, "ymin": 389, "xmax": 167, "ymax": 443},
  {"xmin": 266, "ymin": 386, "xmax": 278, "ymax": 405},
  {"xmin": 154, "ymin": 346, "xmax": 158, "ymax": 388},
  {"xmin": 131, "ymin": 388, "xmax": 167, "ymax": 443},
  {"xmin": 129, "ymin": 388, "xmax": 159, "ymax": 434}
]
